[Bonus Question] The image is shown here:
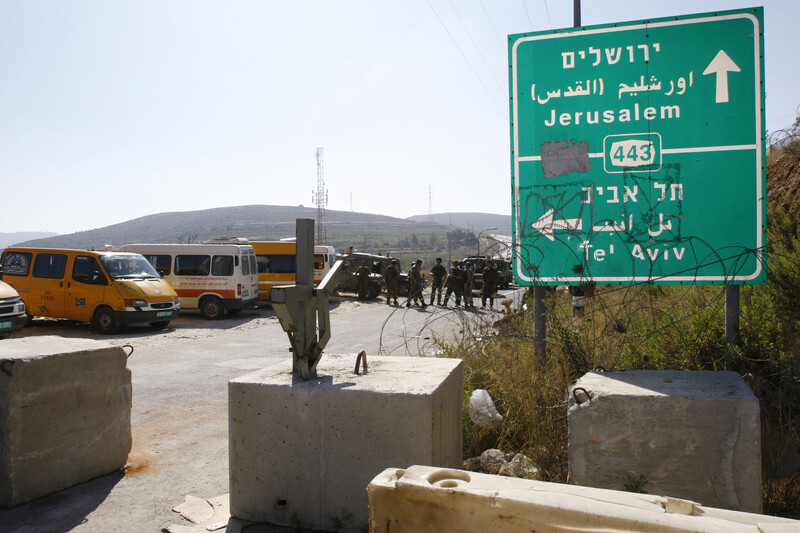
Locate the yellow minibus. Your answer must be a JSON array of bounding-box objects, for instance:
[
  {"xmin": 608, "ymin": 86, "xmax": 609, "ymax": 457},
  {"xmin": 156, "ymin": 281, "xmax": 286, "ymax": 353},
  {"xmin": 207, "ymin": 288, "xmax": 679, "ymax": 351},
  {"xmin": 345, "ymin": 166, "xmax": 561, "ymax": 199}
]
[
  {"xmin": 249, "ymin": 241, "xmax": 335, "ymax": 303},
  {"xmin": 0, "ymin": 248, "xmax": 179, "ymax": 334}
]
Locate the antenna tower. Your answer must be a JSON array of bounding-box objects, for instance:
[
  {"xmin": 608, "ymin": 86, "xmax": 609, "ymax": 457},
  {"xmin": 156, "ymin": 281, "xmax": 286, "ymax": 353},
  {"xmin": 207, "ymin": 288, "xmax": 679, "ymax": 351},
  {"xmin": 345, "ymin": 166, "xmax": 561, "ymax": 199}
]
[
  {"xmin": 312, "ymin": 147, "xmax": 328, "ymax": 243},
  {"xmin": 349, "ymin": 191, "xmax": 354, "ymax": 212},
  {"xmin": 427, "ymin": 185, "xmax": 434, "ymax": 222}
]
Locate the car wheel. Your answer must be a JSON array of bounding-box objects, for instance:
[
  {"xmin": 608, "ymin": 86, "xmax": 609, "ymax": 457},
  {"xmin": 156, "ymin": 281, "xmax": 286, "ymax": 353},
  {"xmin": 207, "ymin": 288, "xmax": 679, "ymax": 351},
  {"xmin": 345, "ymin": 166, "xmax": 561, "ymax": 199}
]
[
  {"xmin": 93, "ymin": 307, "xmax": 120, "ymax": 334},
  {"xmin": 200, "ymin": 296, "xmax": 224, "ymax": 320}
]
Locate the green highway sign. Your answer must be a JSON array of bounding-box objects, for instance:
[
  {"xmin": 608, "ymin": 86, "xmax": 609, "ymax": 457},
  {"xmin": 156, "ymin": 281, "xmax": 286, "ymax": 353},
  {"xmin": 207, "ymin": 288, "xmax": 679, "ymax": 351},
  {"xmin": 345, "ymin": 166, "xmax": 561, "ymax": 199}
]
[{"xmin": 509, "ymin": 8, "xmax": 766, "ymax": 285}]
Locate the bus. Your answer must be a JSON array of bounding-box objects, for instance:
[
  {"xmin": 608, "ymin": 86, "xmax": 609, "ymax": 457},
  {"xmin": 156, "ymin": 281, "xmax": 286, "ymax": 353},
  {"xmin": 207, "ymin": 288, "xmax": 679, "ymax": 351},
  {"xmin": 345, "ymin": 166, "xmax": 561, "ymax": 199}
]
[
  {"xmin": 118, "ymin": 241, "xmax": 259, "ymax": 319},
  {"xmin": 249, "ymin": 241, "xmax": 336, "ymax": 303}
]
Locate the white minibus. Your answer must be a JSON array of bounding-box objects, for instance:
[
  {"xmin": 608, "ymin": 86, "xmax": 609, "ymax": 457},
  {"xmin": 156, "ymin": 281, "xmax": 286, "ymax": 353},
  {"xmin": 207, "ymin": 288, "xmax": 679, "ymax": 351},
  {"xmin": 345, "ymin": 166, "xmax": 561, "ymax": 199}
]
[{"xmin": 119, "ymin": 241, "xmax": 259, "ymax": 319}]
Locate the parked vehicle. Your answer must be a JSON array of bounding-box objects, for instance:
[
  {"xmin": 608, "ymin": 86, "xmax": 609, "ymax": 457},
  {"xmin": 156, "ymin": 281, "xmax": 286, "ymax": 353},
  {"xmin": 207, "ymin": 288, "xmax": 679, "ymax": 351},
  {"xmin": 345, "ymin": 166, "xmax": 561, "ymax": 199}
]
[
  {"xmin": 334, "ymin": 250, "xmax": 409, "ymax": 299},
  {"xmin": 461, "ymin": 255, "xmax": 513, "ymax": 290},
  {"xmin": 249, "ymin": 241, "xmax": 336, "ymax": 303},
  {"xmin": 0, "ymin": 280, "xmax": 27, "ymax": 338},
  {"xmin": 118, "ymin": 240, "xmax": 259, "ymax": 319},
  {"xmin": 0, "ymin": 247, "xmax": 179, "ymax": 333}
]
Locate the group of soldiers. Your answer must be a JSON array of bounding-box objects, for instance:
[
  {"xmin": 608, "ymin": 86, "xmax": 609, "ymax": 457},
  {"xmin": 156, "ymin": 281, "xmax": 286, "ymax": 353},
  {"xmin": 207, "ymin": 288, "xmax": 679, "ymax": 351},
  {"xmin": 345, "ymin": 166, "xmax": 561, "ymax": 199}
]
[{"xmin": 376, "ymin": 257, "xmax": 501, "ymax": 310}]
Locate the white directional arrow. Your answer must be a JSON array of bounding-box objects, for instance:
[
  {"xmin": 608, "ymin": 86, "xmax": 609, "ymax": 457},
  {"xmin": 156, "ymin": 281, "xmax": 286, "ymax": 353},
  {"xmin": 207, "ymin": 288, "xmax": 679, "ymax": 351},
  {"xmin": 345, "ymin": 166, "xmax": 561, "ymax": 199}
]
[
  {"xmin": 531, "ymin": 209, "xmax": 583, "ymax": 241},
  {"xmin": 702, "ymin": 49, "xmax": 741, "ymax": 103}
]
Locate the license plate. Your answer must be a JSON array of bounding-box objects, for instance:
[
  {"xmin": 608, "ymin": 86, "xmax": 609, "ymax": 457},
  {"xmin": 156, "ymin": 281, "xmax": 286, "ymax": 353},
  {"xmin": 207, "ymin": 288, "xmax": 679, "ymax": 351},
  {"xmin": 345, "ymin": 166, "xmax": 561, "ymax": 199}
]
[
  {"xmin": 156, "ymin": 311, "xmax": 172, "ymax": 317},
  {"xmin": 0, "ymin": 321, "xmax": 11, "ymax": 328}
]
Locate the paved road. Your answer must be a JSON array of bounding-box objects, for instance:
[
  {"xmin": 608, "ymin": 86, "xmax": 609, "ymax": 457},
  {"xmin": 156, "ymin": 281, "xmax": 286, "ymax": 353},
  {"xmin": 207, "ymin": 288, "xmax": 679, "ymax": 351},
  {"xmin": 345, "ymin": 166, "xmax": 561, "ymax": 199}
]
[{"xmin": 1, "ymin": 290, "xmax": 524, "ymax": 532}]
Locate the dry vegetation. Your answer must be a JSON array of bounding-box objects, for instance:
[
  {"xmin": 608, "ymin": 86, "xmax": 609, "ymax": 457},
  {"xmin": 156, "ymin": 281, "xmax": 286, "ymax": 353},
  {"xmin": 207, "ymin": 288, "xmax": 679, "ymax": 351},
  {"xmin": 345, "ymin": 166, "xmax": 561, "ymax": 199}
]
[{"xmin": 439, "ymin": 113, "xmax": 800, "ymax": 518}]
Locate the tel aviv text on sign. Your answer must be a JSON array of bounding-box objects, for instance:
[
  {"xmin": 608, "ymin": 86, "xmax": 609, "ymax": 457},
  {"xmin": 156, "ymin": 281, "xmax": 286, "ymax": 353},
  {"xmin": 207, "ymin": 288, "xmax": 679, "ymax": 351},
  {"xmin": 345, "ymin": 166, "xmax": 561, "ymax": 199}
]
[{"xmin": 509, "ymin": 8, "xmax": 766, "ymax": 285}]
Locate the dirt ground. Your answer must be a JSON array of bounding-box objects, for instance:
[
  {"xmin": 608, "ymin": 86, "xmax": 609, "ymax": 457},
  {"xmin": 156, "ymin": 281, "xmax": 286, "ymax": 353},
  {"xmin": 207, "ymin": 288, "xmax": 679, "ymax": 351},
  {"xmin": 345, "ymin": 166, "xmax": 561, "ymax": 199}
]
[{"xmin": 1, "ymin": 291, "xmax": 521, "ymax": 532}]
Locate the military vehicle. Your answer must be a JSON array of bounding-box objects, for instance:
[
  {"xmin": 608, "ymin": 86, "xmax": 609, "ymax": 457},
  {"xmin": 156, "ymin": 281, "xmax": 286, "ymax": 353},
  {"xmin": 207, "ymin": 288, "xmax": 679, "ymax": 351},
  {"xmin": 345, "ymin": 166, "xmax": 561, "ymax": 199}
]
[
  {"xmin": 335, "ymin": 250, "xmax": 409, "ymax": 299},
  {"xmin": 460, "ymin": 255, "xmax": 513, "ymax": 290}
]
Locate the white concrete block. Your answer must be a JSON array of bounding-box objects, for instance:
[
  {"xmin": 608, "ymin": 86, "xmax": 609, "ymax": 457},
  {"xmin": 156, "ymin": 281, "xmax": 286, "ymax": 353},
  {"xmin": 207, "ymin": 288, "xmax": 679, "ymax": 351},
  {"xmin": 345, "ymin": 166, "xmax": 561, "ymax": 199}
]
[
  {"xmin": 367, "ymin": 465, "xmax": 798, "ymax": 533},
  {"xmin": 0, "ymin": 336, "xmax": 132, "ymax": 507},
  {"xmin": 568, "ymin": 370, "xmax": 761, "ymax": 513},
  {"xmin": 228, "ymin": 354, "xmax": 462, "ymax": 531}
]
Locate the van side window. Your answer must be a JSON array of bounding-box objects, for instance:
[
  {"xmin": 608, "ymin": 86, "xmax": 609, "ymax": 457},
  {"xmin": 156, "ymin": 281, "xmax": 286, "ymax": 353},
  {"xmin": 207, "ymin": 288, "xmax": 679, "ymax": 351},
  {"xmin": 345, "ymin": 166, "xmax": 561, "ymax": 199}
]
[
  {"xmin": 241, "ymin": 255, "xmax": 250, "ymax": 276},
  {"xmin": 175, "ymin": 255, "xmax": 210, "ymax": 276},
  {"xmin": 33, "ymin": 253, "xmax": 67, "ymax": 279},
  {"xmin": 73, "ymin": 256, "xmax": 107, "ymax": 285},
  {"xmin": 1, "ymin": 252, "xmax": 33, "ymax": 276},
  {"xmin": 256, "ymin": 256, "xmax": 268, "ymax": 274},
  {"xmin": 145, "ymin": 255, "xmax": 171, "ymax": 276},
  {"xmin": 211, "ymin": 256, "xmax": 234, "ymax": 276},
  {"xmin": 257, "ymin": 254, "xmax": 295, "ymax": 274}
]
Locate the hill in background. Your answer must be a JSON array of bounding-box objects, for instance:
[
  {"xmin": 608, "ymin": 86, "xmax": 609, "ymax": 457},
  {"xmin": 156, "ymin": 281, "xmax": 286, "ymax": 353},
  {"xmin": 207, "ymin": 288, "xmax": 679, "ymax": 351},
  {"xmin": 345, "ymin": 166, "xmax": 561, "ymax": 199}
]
[
  {"xmin": 10, "ymin": 205, "xmax": 509, "ymax": 257},
  {"xmin": 405, "ymin": 212, "xmax": 511, "ymax": 236},
  {"xmin": 0, "ymin": 232, "xmax": 58, "ymax": 249}
]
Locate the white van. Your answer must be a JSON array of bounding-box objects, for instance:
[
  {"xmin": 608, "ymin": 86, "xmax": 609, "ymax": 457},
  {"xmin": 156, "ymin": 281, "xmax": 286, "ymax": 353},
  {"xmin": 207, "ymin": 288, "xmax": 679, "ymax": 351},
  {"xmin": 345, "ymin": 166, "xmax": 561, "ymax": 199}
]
[
  {"xmin": 119, "ymin": 241, "xmax": 259, "ymax": 319},
  {"xmin": 0, "ymin": 280, "xmax": 27, "ymax": 338}
]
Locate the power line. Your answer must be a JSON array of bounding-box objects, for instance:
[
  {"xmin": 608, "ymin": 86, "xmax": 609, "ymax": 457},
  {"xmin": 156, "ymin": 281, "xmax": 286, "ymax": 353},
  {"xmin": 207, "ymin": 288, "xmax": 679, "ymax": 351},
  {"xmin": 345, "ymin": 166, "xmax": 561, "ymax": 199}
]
[
  {"xmin": 424, "ymin": 0, "xmax": 505, "ymax": 115},
  {"xmin": 522, "ymin": 0, "xmax": 534, "ymax": 31},
  {"xmin": 479, "ymin": 0, "xmax": 507, "ymax": 54},
  {"xmin": 542, "ymin": 0, "xmax": 553, "ymax": 30},
  {"xmin": 446, "ymin": 0, "xmax": 505, "ymax": 93}
]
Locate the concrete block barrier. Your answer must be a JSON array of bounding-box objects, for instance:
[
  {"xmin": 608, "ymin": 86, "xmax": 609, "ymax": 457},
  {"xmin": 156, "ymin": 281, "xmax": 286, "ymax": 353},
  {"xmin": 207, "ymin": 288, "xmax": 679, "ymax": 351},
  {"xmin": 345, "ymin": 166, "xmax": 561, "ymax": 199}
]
[
  {"xmin": 568, "ymin": 370, "xmax": 761, "ymax": 512},
  {"xmin": 368, "ymin": 465, "xmax": 799, "ymax": 532},
  {"xmin": 0, "ymin": 337, "xmax": 132, "ymax": 507},
  {"xmin": 229, "ymin": 354, "xmax": 462, "ymax": 531}
]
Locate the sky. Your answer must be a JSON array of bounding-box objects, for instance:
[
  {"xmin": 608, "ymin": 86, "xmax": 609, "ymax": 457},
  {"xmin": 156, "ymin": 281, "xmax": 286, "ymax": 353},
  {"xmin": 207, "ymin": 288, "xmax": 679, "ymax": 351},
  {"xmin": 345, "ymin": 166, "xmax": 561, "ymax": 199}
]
[{"xmin": 2, "ymin": 1, "xmax": 798, "ymax": 234}]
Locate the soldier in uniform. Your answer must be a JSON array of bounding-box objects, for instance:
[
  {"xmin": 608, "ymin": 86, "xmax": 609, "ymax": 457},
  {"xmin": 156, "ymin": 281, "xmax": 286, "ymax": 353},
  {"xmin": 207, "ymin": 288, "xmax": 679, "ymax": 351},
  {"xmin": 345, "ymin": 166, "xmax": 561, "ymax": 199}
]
[
  {"xmin": 406, "ymin": 259, "xmax": 427, "ymax": 308},
  {"xmin": 481, "ymin": 259, "xmax": 499, "ymax": 309},
  {"xmin": 463, "ymin": 262, "xmax": 475, "ymax": 308},
  {"xmin": 355, "ymin": 261, "xmax": 370, "ymax": 300},
  {"xmin": 429, "ymin": 257, "xmax": 447, "ymax": 306},
  {"xmin": 384, "ymin": 259, "xmax": 400, "ymax": 305},
  {"xmin": 442, "ymin": 261, "xmax": 464, "ymax": 307}
]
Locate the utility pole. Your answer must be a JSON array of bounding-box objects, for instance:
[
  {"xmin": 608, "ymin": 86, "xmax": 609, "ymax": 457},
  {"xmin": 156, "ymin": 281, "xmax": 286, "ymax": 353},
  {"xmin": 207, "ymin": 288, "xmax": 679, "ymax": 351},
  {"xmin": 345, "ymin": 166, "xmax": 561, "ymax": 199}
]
[
  {"xmin": 534, "ymin": 0, "xmax": 582, "ymax": 365},
  {"xmin": 312, "ymin": 148, "xmax": 328, "ymax": 243}
]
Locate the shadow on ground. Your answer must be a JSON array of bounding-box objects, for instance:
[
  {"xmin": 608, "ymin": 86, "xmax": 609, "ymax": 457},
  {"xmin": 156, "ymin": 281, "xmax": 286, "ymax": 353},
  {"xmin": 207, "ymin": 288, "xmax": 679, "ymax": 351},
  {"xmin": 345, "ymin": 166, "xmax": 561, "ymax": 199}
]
[{"xmin": 0, "ymin": 470, "xmax": 122, "ymax": 533}]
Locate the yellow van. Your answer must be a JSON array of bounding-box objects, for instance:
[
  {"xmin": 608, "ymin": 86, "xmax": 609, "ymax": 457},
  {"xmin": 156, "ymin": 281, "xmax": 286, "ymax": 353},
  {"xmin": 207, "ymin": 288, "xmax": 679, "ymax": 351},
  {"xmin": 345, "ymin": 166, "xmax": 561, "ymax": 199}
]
[
  {"xmin": 0, "ymin": 280, "xmax": 27, "ymax": 338},
  {"xmin": 249, "ymin": 241, "xmax": 336, "ymax": 303},
  {"xmin": 0, "ymin": 248, "xmax": 179, "ymax": 334}
]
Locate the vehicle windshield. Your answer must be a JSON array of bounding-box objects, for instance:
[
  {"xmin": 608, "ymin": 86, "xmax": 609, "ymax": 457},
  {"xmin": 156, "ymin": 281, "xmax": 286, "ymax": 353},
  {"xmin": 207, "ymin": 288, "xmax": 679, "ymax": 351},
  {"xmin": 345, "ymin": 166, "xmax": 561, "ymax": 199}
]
[{"xmin": 100, "ymin": 255, "xmax": 162, "ymax": 280}]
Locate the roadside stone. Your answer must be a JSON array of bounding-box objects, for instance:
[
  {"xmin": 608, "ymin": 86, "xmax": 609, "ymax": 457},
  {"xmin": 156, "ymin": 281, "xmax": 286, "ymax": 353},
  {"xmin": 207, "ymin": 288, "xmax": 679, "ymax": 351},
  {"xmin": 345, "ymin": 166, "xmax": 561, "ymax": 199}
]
[
  {"xmin": 463, "ymin": 457, "xmax": 481, "ymax": 472},
  {"xmin": 480, "ymin": 449, "xmax": 507, "ymax": 475},
  {"xmin": 484, "ymin": 452, "xmax": 544, "ymax": 480},
  {"xmin": 498, "ymin": 454, "xmax": 524, "ymax": 477}
]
